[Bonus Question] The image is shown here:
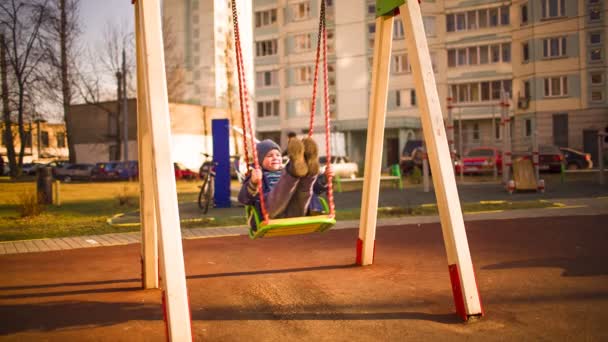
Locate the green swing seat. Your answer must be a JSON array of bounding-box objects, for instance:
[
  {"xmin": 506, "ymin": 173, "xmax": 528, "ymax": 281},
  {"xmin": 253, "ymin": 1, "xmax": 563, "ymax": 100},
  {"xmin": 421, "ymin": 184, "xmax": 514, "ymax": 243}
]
[{"xmin": 245, "ymin": 197, "xmax": 336, "ymax": 239}]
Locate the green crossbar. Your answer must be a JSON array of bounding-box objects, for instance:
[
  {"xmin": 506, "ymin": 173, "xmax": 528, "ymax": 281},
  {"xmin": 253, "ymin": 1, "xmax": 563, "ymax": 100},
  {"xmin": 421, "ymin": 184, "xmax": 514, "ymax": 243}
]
[{"xmin": 376, "ymin": 0, "xmax": 405, "ymax": 17}]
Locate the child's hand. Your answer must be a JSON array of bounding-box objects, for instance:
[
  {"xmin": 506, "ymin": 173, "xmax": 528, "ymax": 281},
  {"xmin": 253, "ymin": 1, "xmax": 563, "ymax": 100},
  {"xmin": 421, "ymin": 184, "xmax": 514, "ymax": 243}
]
[{"xmin": 250, "ymin": 168, "xmax": 262, "ymax": 185}]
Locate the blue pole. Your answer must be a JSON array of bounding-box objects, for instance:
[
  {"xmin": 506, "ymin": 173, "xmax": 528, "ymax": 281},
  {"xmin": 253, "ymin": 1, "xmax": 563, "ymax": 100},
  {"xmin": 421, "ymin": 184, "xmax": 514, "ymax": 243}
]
[{"xmin": 212, "ymin": 119, "xmax": 231, "ymax": 208}]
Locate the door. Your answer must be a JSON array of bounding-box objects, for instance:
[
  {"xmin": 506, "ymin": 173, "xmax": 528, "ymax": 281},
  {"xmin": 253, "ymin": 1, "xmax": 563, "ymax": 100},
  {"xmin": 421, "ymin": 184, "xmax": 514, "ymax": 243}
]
[
  {"xmin": 386, "ymin": 138, "xmax": 399, "ymax": 167},
  {"xmin": 552, "ymin": 113, "xmax": 568, "ymax": 147},
  {"xmin": 583, "ymin": 129, "xmax": 598, "ymax": 165}
]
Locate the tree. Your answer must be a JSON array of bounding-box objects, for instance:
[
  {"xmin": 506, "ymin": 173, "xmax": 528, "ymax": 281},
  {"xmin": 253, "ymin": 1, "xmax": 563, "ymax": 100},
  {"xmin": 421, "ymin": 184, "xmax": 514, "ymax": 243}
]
[
  {"xmin": 1, "ymin": 33, "xmax": 18, "ymax": 177},
  {"xmin": 0, "ymin": 0, "xmax": 49, "ymax": 175}
]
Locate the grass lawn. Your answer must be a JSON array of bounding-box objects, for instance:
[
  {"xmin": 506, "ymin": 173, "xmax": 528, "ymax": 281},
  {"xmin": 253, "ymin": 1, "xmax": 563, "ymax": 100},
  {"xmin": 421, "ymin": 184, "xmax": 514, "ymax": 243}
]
[{"xmin": 0, "ymin": 177, "xmax": 560, "ymax": 242}]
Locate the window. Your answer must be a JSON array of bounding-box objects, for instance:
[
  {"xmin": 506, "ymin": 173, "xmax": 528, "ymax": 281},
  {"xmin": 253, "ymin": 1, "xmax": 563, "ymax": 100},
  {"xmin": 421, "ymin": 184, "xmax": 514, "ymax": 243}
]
[
  {"xmin": 500, "ymin": 6, "xmax": 510, "ymax": 25},
  {"xmin": 40, "ymin": 131, "xmax": 49, "ymax": 148},
  {"xmin": 478, "ymin": 9, "xmax": 488, "ymax": 28},
  {"xmin": 392, "ymin": 54, "xmax": 410, "ymax": 74},
  {"xmin": 255, "ymin": 9, "xmax": 277, "ymax": 28},
  {"xmin": 590, "ymin": 72, "xmax": 604, "ymax": 85},
  {"xmin": 521, "ymin": 3, "xmax": 528, "ymax": 25},
  {"xmin": 543, "ymin": 37, "xmax": 567, "ymax": 58},
  {"xmin": 591, "ymin": 90, "xmax": 604, "ymax": 102},
  {"xmin": 544, "ymin": 76, "xmax": 568, "ymax": 97},
  {"xmin": 468, "ymin": 47, "xmax": 478, "ymax": 65},
  {"xmin": 490, "ymin": 44, "xmax": 500, "ymax": 63},
  {"xmin": 294, "ymin": 99, "xmax": 311, "ymax": 116},
  {"xmin": 423, "ymin": 16, "xmax": 436, "ymax": 37},
  {"xmin": 255, "ymin": 39, "xmax": 278, "ymax": 57},
  {"xmin": 448, "ymin": 50, "xmax": 456, "ymax": 67},
  {"xmin": 456, "ymin": 13, "xmax": 466, "ymax": 31},
  {"xmin": 56, "ymin": 132, "xmax": 65, "ymax": 148},
  {"xmin": 541, "ymin": 0, "xmax": 566, "ymax": 19},
  {"xmin": 393, "ymin": 20, "xmax": 404, "ymax": 39},
  {"xmin": 257, "ymin": 100, "xmax": 280, "ymax": 117},
  {"xmin": 491, "ymin": 81, "xmax": 502, "ymax": 100},
  {"xmin": 503, "ymin": 79, "xmax": 512, "ymax": 96},
  {"xmin": 589, "ymin": 6, "xmax": 601, "ymax": 21},
  {"xmin": 458, "ymin": 84, "xmax": 469, "ymax": 102},
  {"xmin": 489, "ymin": 8, "xmax": 499, "ymax": 26},
  {"xmin": 502, "ymin": 43, "xmax": 511, "ymax": 62},
  {"xmin": 396, "ymin": 89, "xmax": 416, "ymax": 108},
  {"xmin": 590, "ymin": 47, "xmax": 602, "ymax": 62},
  {"xmin": 446, "ymin": 14, "xmax": 455, "ymax": 32},
  {"xmin": 24, "ymin": 131, "xmax": 32, "ymax": 148},
  {"xmin": 481, "ymin": 82, "xmax": 490, "ymax": 101},
  {"xmin": 368, "ymin": 23, "xmax": 375, "ymax": 34},
  {"xmin": 367, "ymin": 3, "xmax": 375, "ymax": 15},
  {"xmin": 590, "ymin": 32, "xmax": 601, "ymax": 45},
  {"xmin": 294, "ymin": 33, "xmax": 311, "ymax": 52},
  {"xmin": 457, "ymin": 48, "xmax": 467, "ymax": 65},
  {"xmin": 473, "ymin": 123, "xmax": 480, "ymax": 141},
  {"xmin": 410, "ymin": 90, "xmax": 417, "ymax": 106},
  {"xmin": 326, "ymin": 29, "xmax": 335, "ymax": 53},
  {"xmin": 470, "ymin": 83, "xmax": 479, "ymax": 101},
  {"xmin": 495, "ymin": 119, "xmax": 501, "ymax": 140},
  {"xmin": 525, "ymin": 119, "xmax": 532, "ymax": 137},
  {"xmin": 256, "ymin": 70, "xmax": 278, "ymax": 87},
  {"xmin": 467, "ymin": 11, "xmax": 477, "ymax": 30},
  {"xmin": 522, "ymin": 42, "xmax": 530, "ymax": 62},
  {"xmin": 524, "ymin": 80, "xmax": 531, "ymax": 98},
  {"xmin": 479, "ymin": 46, "xmax": 489, "ymax": 64},
  {"xmin": 292, "ymin": 1, "xmax": 311, "ymax": 20},
  {"xmin": 295, "ymin": 66, "xmax": 312, "ymax": 84}
]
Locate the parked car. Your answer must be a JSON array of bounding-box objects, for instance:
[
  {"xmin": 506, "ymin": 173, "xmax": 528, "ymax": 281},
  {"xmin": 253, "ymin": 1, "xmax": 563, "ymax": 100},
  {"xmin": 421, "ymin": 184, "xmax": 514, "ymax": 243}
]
[
  {"xmin": 54, "ymin": 163, "xmax": 95, "ymax": 182},
  {"xmin": 91, "ymin": 161, "xmax": 120, "ymax": 181},
  {"xmin": 535, "ymin": 145, "xmax": 564, "ymax": 173},
  {"xmin": 115, "ymin": 160, "xmax": 139, "ymax": 180},
  {"xmin": 400, "ymin": 140, "xmax": 424, "ymax": 174},
  {"xmin": 319, "ymin": 156, "xmax": 358, "ymax": 179},
  {"xmin": 455, "ymin": 147, "xmax": 502, "ymax": 175},
  {"xmin": 22, "ymin": 163, "xmax": 45, "ymax": 176},
  {"xmin": 559, "ymin": 147, "xmax": 592, "ymax": 170},
  {"xmin": 46, "ymin": 159, "xmax": 71, "ymax": 176},
  {"xmin": 174, "ymin": 163, "xmax": 197, "ymax": 180}
]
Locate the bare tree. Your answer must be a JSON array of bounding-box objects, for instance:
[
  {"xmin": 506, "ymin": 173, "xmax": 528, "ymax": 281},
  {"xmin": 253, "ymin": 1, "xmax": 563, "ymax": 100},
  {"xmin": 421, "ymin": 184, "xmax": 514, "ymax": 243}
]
[
  {"xmin": 1, "ymin": 33, "xmax": 18, "ymax": 177},
  {"xmin": 0, "ymin": 0, "xmax": 49, "ymax": 174},
  {"xmin": 162, "ymin": 15, "xmax": 186, "ymax": 103}
]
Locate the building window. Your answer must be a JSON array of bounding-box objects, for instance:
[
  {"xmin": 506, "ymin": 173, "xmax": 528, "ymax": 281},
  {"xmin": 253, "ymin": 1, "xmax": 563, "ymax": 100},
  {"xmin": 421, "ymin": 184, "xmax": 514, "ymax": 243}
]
[
  {"xmin": 522, "ymin": 42, "xmax": 530, "ymax": 62},
  {"xmin": 256, "ymin": 70, "xmax": 278, "ymax": 87},
  {"xmin": 40, "ymin": 131, "xmax": 49, "ymax": 148},
  {"xmin": 255, "ymin": 8, "xmax": 277, "ymax": 28},
  {"xmin": 544, "ymin": 76, "xmax": 568, "ymax": 97},
  {"xmin": 478, "ymin": 9, "xmax": 488, "ymax": 28},
  {"xmin": 56, "ymin": 132, "xmax": 65, "ymax": 148},
  {"xmin": 541, "ymin": 0, "xmax": 566, "ymax": 19},
  {"xmin": 423, "ymin": 16, "xmax": 436, "ymax": 37},
  {"xmin": 257, "ymin": 100, "xmax": 280, "ymax": 117},
  {"xmin": 524, "ymin": 119, "xmax": 532, "ymax": 137},
  {"xmin": 293, "ymin": 98, "xmax": 311, "ymax": 116},
  {"xmin": 491, "ymin": 81, "xmax": 502, "ymax": 100},
  {"xmin": 393, "ymin": 19, "xmax": 404, "ymax": 39},
  {"xmin": 468, "ymin": 47, "xmax": 478, "ymax": 65},
  {"xmin": 410, "ymin": 90, "xmax": 417, "ymax": 106},
  {"xmin": 481, "ymin": 82, "xmax": 490, "ymax": 101},
  {"xmin": 457, "ymin": 48, "xmax": 467, "ymax": 65},
  {"xmin": 467, "ymin": 11, "xmax": 477, "ymax": 30},
  {"xmin": 524, "ymin": 80, "xmax": 531, "ymax": 98},
  {"xmin": 589, "ymin": 6, "xmax": 601, "ymax": 21},
  {"xmin": 368, "ymin": 23, "xmax": 375, "ymax": 34},
  {"xmin": 392, "ymin": 54, "xmax": 410, "ymax": 74},
  {"xmin": 473, "ymin": 123, "xmax": 480, "ymax": 141},
  {"xmin": 446, "ymin": 14, "xmax": 455, "ymax": 32},
  {"xmin": 291, "ymin": 1, "xmax": 311, "ymax": 21},
  {"xmin": 500, "ymin": 6, "xmax": 510, "ymax": 25},
  {"xmin": 448, "ymin": 50, "xmax": 456, "ymax": 67},
  {"xmin": 543, "ymin": 37, "xmax": 567, "ymax": 58},
  {"xmin": 590, "ymin": 32, "xmax": 602, "ymax": 45},
  {"xmin": 495, "ymin": 119, "xmax": 501, "ymax": 140},
  {"xmin": 396, "ymin": 89, "xmax": 416, "ymax": 108},
  {"xmin": 479, "ymin": 46, "xmax": 489, "ymax": 64},
  {"xmin": 24, "ymin": 131, "xmax": 32, "ymax": 148},
  {"xmin": 255, "ymin": 39, "xmax": 278, "ymax": 57},
  {"xmin": 521, "ymin": 3, "xmax": 528, "ymax": 25},
  {"xmin": 294, "ymin": 33, "xmax": 312, "ymax": 52},
  {"xmin": 590, "ymin": 47, "xmax": 603, "ymax": 62},
  {"xmin": 590, "ymin": 72, "xmax": 604, "ymax": 85},
  {"xmin": 502, "ymin": 43, "xmax": 511, "ymax": 62},
  {"xmin": 367, "ymin": 3, "xmax": 375, "ymax": 15},
  {"xmin": 470, "ymin": 83, "xmax": 479, "ymax": 101},
  {"xmin": 456, "ymin": 13, "xmax": 466, "ymax": 31},
  {"xmin": 490, "ymin": 44, "xmax": 500, "ymax": 63},
  {"xmin": 489, "ymin": 8, "xmax": 499, "ymax": 26},
  {"xmin": 591, "ymin": 90, "xmax": 604, "ymax": 102},
  {"xmin": 295, "ymin": 66, "xmax": 312, "ymax": 84}
]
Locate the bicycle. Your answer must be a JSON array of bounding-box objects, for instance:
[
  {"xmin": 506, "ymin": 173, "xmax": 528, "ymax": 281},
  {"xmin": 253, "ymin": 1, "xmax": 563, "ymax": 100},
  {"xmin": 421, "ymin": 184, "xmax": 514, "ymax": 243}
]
[{"xmin": 198, "ymin": 153, "xmax": 217, "ymax": 213}]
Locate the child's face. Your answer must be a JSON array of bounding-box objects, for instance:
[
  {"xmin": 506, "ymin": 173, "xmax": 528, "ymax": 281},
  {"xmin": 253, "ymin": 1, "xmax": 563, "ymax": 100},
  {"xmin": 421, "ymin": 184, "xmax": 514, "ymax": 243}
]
[{"xmin": 262, "ymin": 149, "xmax": 283, "ymax": 171}]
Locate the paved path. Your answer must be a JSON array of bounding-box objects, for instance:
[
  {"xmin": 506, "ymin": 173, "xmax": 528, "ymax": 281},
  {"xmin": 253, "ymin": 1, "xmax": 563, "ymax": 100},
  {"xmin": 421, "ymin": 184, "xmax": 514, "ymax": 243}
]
[{"xmin": 2, "ymin": 196, "xmax": 606, "ymax": 255}]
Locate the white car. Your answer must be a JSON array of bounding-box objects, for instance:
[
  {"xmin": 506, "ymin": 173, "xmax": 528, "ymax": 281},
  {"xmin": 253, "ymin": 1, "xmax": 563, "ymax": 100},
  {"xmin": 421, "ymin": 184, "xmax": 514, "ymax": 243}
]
[{"xmin": 319, "ymin": 156, "xmax": 358, "ymax": 179}]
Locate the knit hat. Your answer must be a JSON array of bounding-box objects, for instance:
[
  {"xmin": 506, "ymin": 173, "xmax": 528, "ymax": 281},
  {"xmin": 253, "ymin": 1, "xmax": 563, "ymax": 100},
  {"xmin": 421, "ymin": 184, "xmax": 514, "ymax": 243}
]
[{"xmin": 256, "ymin": 139, "xmax": 281, "ymax": 166}]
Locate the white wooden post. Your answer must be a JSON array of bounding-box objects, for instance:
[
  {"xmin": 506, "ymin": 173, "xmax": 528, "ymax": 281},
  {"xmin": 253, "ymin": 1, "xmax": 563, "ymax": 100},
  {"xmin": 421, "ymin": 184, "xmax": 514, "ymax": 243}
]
[
  {"xmin": 134, "ymin": 1, "xmax": 192, "ymax": 340},
  {"xmin": 356, "ymin": 13, "xmax": 394, "ymax": 266},
  {"xmin": 399, "ymin": 1, "xmax": 483, "ymax": 320},
  {"xmin": 135, "ymin": 7, "xmax": 158, "ymax": 290}
]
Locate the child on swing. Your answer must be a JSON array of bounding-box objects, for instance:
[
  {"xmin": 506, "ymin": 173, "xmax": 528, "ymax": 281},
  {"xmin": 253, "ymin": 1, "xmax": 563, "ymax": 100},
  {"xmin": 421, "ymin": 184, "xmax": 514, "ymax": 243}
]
[{"xmin": 238, "ymin": 137, "xmax": 330, "ymax": 221}]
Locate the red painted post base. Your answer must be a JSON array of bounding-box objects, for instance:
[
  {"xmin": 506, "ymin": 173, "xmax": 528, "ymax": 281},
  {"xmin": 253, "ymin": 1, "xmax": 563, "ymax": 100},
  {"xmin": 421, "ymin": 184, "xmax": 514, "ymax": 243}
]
[
  {"xmin": 448, "ymin": 264, "xmax": 484, "ymax": 321},
  {"xmin": 356, "ymin": 238, "xmax": 376, "ymax": 265}
]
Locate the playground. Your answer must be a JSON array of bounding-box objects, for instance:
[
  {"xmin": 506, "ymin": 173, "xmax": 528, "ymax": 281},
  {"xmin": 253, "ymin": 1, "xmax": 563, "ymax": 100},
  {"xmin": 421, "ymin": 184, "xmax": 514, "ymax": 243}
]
[{"xmin": 1, "ymin": 215, "xmax": 607, "ymax": 341}]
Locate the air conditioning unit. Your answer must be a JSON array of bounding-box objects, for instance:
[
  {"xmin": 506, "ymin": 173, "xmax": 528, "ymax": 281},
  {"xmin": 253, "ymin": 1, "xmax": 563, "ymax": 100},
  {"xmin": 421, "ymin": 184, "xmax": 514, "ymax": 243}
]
[{"xmin": 517, "ymin": 97, "xmax": 530, "ymax": 109}]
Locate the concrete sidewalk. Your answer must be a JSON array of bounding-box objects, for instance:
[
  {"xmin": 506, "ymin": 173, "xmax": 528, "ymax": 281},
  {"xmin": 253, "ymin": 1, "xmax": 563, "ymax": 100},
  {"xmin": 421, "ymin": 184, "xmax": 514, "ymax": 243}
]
[{"xmin": 1, "ymin": 196, "xmax": 606, "ymax": 256}]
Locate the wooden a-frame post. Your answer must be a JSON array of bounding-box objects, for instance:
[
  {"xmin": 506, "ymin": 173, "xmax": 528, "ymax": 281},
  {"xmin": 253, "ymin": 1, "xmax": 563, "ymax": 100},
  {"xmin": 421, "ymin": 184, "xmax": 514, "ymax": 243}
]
[
  {"xmin": 134, "ymin": 0, "xmax": 193, "ymax": 339},
  {"xmin": 357, "ymin": 0, "xmax": 483, "ymax": 321}
]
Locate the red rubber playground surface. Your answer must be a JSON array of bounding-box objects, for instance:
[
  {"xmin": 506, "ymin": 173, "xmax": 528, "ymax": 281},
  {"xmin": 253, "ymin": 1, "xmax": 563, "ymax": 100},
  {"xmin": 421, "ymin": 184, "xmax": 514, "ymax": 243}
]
[{"xmin": 1, "ymin": 215, "xmax": 608, "ymax": 341}]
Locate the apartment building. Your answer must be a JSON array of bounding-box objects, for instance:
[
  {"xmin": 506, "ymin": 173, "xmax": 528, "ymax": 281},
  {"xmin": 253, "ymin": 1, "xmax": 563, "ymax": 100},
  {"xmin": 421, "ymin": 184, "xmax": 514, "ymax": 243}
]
[
  {"xmin": 162, "ymin": 0, "xmax": 254, "ymax": 109},
  {"xmin": 1, "ymin": 121, "xmax": 69, "ymax": 163},
  {"xmin": 250, "ymin": 0, "xmax": 607, "ymax": 167}
]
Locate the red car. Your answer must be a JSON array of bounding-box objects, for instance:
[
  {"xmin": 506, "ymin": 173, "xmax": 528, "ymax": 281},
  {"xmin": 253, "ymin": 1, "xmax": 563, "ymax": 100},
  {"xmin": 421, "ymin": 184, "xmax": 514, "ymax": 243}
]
[
  {"xmin": 174, "ymin": 163, "xmax": 198, "ymax": 180},
  {"xmin": 455, "ymin": 147, "xmax": 502, "ymax": 175}
]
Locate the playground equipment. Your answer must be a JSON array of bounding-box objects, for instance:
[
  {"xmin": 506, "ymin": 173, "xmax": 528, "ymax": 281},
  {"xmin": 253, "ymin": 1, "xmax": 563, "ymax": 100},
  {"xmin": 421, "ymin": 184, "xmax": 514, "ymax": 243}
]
[
  {"xmin": 232, "ymin": 0, "xmax": 336, "ymax": 239},
  {"xmin": 132, "ymin": 1, "xmax": 483, "ymax": 338}
]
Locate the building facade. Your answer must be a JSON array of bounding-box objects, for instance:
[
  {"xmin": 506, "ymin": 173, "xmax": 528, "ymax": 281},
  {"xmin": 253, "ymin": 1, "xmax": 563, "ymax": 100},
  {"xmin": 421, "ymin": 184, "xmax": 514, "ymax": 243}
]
[
  {"xmin": 252, "ymin": 0, "xmax": 607, "ymax": 168},
  {"xmin": 1, "ymin": 121, "xmax": 69, "ymax": 164}
]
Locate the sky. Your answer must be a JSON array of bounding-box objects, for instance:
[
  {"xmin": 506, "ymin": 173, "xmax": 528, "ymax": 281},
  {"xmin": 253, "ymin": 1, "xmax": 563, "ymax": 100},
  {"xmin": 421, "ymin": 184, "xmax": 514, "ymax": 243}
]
[{"xmin": 79, "ymin": 0, "xmax": 134, "ymax": 47}]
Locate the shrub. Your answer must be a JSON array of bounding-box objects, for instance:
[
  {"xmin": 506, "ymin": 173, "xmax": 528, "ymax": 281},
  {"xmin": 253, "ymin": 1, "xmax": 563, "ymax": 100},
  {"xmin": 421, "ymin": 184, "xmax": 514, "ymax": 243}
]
[{"xmin": 16, "ymin": 190, "xmax": 45, "ymax": 217}]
